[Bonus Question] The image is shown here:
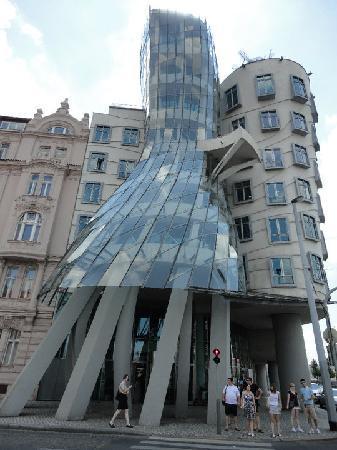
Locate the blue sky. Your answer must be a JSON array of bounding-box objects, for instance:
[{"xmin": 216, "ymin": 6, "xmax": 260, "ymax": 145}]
[{"xmin": 1, "ymin": 0, "xmax": 337, "ymax": 363}]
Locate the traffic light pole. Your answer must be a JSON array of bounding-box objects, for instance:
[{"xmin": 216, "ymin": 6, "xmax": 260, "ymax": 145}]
[{"xmin": 215, "ymin": 364, "xmax": 221, "ymax": 435}]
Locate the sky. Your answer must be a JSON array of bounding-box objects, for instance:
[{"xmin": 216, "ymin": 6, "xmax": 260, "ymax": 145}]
[{"xmin": 1, "ymin": 0, "xmax": 337, "ymax": 364}]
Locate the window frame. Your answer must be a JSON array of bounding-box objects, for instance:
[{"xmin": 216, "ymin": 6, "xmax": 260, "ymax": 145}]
[
  {"xmin": 117, "ymin": 159, "xmax": 136, "ymax": 179},
  {"xmin": 224, "ymin": 84, "xmax": 241, "ymax": 113},
  {"xmin": 87, "ymin": 151, "xmax": 108, "ymax": 173},
  {"xmin": 47, "ymin": 126, "xmax": 70, "ymax": 135},
  {"xmin": 291, "ymin": 111, "xmax": 308, "ymax": 135},
  {"xmin": 302, "ymin": 213, "xmax": 320, "ymax": 241},
  {"xmin": 1, "ymin": 266, "xmax": 19, "ymax": 298},
  {"xmin": 0, "ymin": 142, "xmax": 10, "ymax": 159},
  {"xmin": 122, "ymin": 127, "xmax": 140, "ymax": 146},
  {"xmin": 234, "ymin": 216, "xmax": 253, "ymax": 242},
  {"xmin": 266, "ymin": 217, "xmax": 290, "ymax": 244},
  {"xmin": 295, "ymin": 177, "xmax": 313, "ymax": 202},
  {"xmin": 309, "ymin": 253, "xmax": 326, "ymax": 284},
  {"xmin": 265, "ymin": 182, "xmax": 287, "ymax": 205},
  {"xmin": 256, "ymin": 74, "xmax": 275, "ymax": 100},
  {"xmin": 270, "ymin": 256, "xmax": 296, "ymax": 287},
  {"xmin": 233, "ymin": 179, "xmax": 253, "ymax": 204},
  {"xmin": 260, "ymin": 110, "xmax": 280, "ymax": 132},
  {"xmin": 54, "ymin": 147, "xmax": 67, "ymax": 159},
  {"xmin": 82, "ymin": 182, "xmax": 103, "ymax": 204},
  {"xmin": 263, "ymin": 148, "xmax": 284, "ymax": 170},
  {"xmin": 291, "ymin": 75, "xmax": 308, "ymax": 103},
  {"xmin": 0, "ymin": 121, "xmax": 25, "ymax": 132},
  {"xmin": 292, "ymin": 143, "xmax": 310, "ymax": 168},
  {"xmin": 19, "ymin": 265, "xmax": 37, "ymax": 299},
  {"xmin": 14, "ymin": 212, "xmax": 42, "ymax": 242},
  {"xmin": 76, "ymin": 214, "xmax": 93, "ymax": 236},
  {"xmin": 2, "ymin": 329, "xmax": 21, "ymax": 366},
  {"xmin": 231, "ymin": 116, "xmax": 246, "ymax": 131},
  {"xmin": 93, "ymin": 125, "xmax": 111, "ymax": 143}
]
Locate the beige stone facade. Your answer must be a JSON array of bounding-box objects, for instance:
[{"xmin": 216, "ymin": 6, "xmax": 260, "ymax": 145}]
[
  {"xmin": 0, "ymin": 100, "xmax": 89, "ymax": 396},
  {"xmin": 68, "ymin": 105, "xmax": 145, "ymax": 244},
  {"xmin": 220, "ymin": 58, "xmax": 327, "ymax": 303}
]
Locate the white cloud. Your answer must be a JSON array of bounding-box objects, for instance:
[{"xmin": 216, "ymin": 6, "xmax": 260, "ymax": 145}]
[
  {"xmin": 19, "ymin": 22, "xmax": 43, "ymax": 46},
  {"xmin": 0, "ymin": 0, "xmax": 16, "ymax": 29}
]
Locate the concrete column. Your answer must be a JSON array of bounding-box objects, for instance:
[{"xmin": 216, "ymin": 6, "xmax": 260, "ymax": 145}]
[
  {"xmin": 256, "ymin": 363, "xmax": 269, "ymax": 398},
  {"xmin": 175, "ymin": 291, "xmax": 193, "ymax": 418},
  {"xmin": 56, "ymin": 287, "xmax": 134, "ymax": 420},
  {"xmin": 272, "ymin": 313, "xmax": 311, "ymax": 405},
  {"xmin": 268, "ymin": 362, "xmax": 280, "ymax": 391},
  {"xmin": 0, "ymin": 286, "xmax": 96, "ymax": 417},
  {"xmin": 139, "ymin": 289, "xmax": 189, "ymax": 426},
  {"xmin": 207, "ymin": 295, "xmax": 230, "ymax": 425},
  {"xmin": 113, "ymin": 287, "xmax": 139, "ymax": 411},
  {"xmin": 29, "ymin": 262, "xmax": 46, "ymax": 312}
]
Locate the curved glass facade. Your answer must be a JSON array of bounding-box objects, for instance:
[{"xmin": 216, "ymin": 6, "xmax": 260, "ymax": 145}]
[{"xmin": 41, "ymin": 10, "xmax": 243, "ymax": 305}]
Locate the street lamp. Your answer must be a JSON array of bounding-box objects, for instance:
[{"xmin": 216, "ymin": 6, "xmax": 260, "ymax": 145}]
[
  {"xmin": 291, "ymin": 196, "xmax": 337, "ymax": 431},
  {"xmin": 323, "ymin": 287, "xmax": 337, "ymax": 374}
]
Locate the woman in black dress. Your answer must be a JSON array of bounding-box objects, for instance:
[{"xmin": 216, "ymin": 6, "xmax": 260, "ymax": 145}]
[{"xmin": 109, "ymin": 374, "xmax": 133, "ymax": 428}]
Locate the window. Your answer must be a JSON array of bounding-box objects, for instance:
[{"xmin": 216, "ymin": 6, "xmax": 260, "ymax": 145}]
[
  {"xmin": 19, "ymin": 266, "xmax": 37, "ymax": 299},
  {"xmin": 260, "ymin": 110, "xmax": 280, "ymax": 131},
  {"xmin": 40, "ymin": 175, "xmax": 53, "ymax": 197},
  {"xmin": 2, "ymin": 329, "xmax": 21, "ymax": 365},
  {"xmin": 268, "ymin": 218, "xmax": 290, "ymax": 242},
  {"xmin": 14, "ymin": 212, "xmax": 41, "ymax": 242},
  {"xmin": 265, "ymin": 182, "xmax": 286, "ymax": 204},
  {"xmin": 225, "ymin": 85, "xmax": 240, "ymax": 111},
  {"xmin": 54, "ymin": 147, "xmax": 67, "ymax": 158},
  {"xmin": 1, "ymin": 266, "xmax": 19, "ymax": 298},
  {"xmin": 118, "ymin": 160, "xmax": 135, "ymax": 179},
  {"xmin": 82, "ymin": 182, "xmax": 101, "ymax": 204},
  {"xmin": 310, "ymin": 254, "xmax": 325, "ymax": 283},
  {"xmin": 77, "ymin": 215, "xmax": 92, "ymax": 234},
  {"xmin": 302, "ymin": 214, "xmax": 319, "ymax": 240},
  {"xmin": 0, "ymin": 121, "xmax": 25, "ymax": 131},
  {"xmin": 233, "ymin": 180, "xmax": 252, "ymax": 203},
  {"xmin": 296, "ymin": 178, "xmax": 312, "ymax": 202},
  {"xmin": 48, "ymin": 126, "xmax": 69, "ymax": 135},
  {"xmin": 263, "ymin": 148, "xmax": 283, "ymax": 169},
  {"xmin": 88, "ymin": 152, "xmax": 107, "ymax": 172},
  {"xmin": 56, "ymin": 335, "xmax": 70, "ymax": 359},
  {"xmin": 232, "ymin": 117, "xmax": 245, "ymax": 130},
  {"xmin": 27, "ymin": 174, "xmax": 53, "ymax": 197},
  {"xmin": 270, "ymin": 257, "xmax": 295, "ymax": 286},
  {"xmin": 122, "ymin": 128, "xmax": 139, "ymax": 145},
  {"xmin": 37, "ymin": 146, "xmax": 51, "ymax": 158},
  {"xmin": 94, "ymin": 125, "xmax": 111, "ymax": 143},
  {"xmin": 234, "ymin": 216, "xmax": 252, "ymax": 241},
  {"xmin": 256, "ymin": 74, "xmax": 275, "ymax": 99},
  {"xmin": 292, "ymin": 112, "xmax": 308, "ymax": 135},
  {"xmin": 291, "ymin": 75, "xmax": 307, "ymax": 102},
  {"xmin": 0, "ymin": 142, "xmax": 10, "ymax": 159},
  {"xmin": 292, "ymin": 144, "xmax": 310, "ymax": 167}
]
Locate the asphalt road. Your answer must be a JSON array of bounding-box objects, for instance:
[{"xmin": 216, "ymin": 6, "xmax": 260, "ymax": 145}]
[{"xmin": 0, "ymin": 429, "xmax": 337, "ymax": 450}]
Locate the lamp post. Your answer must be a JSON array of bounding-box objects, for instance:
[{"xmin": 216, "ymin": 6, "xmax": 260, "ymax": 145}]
[
  {"xmin": 323, "ymin": 287, "xmax": 337, "ymax": 374},
  {"xmin": 291, "ymin": 196, "xmax": 337, "ymax": 431}
]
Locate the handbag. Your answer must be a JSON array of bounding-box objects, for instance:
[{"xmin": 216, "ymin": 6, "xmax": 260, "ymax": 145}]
[{"xmin": 115, "ymin": 391, "xmax": 122, "ymax": 401}]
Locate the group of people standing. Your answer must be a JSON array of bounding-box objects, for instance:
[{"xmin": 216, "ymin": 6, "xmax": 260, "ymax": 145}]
[{"xmin": 222, "ymin": 376, "xmax": 320, "ymax": 437}]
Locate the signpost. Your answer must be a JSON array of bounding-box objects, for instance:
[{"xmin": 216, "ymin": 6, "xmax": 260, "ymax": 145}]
[{"xmin": 212, "ymin": 348, "xmax": 221, "ymax": 434}]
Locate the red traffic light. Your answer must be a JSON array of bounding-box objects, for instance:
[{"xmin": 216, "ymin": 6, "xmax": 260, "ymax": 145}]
[{"xmin": 212, "ymin": 348, "xmax": 220, "ymax": 357}]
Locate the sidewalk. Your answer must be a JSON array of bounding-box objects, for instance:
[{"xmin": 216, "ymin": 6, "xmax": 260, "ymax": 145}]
[{"xmin": 0, "ymin": 402, "xmax": 336, "ymax": 442}]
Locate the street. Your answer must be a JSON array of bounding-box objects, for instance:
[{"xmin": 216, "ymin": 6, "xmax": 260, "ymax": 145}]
[{"xmin": 0, "ymin": 430, "xmax": 337, "ymax": 450}]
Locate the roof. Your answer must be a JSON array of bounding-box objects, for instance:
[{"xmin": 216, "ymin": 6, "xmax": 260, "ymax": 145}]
[{"xmin": 0, "ymin": 115, "xmax": 31, "ymax": 123}]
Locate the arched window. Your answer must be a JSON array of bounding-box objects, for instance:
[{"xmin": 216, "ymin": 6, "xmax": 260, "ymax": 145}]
[
  {"xmin": 47, "ymin": 126, "xmax": 70, "ymax": 135},
  {"xmin": 14, "ymin": 212, "xmax": 41, "ymax": 242}
]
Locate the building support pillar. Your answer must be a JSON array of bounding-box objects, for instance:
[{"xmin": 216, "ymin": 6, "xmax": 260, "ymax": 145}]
[
  {"xmin": 139, "ymin": 289, "xmax": 189, "ymax": 426},
  {"xmin": 113, "ymin": 287, "xmax": 139, "ymax": 412},
  {"xmin": 256, "ymin": 363, "xmax": 269, "ymax": 396},
  {"xmin": 175, "ymin": 291, "xmax": 193, "ymax": 418},
  {"xmin": 207, "ymin": 295, "xmax": 230, "ymax": 425},
  {"xmin": 0, "ymin": 286, "xmax": 96, "ymax": 417},
  {"xmin": 272, "ymin": 313, "xmax": 311, "ymax": 405},
  {"xmin": 268, "ymin": 362, "xmax": 280, "ymax": 391},
  {"xmin": 56, "ymin": 287, "xmax": 134, "ymax": 420}
]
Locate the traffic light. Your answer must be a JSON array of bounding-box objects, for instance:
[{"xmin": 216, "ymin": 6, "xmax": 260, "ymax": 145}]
[{"xmin": 212, "ymin": 348, "xmax": 221, "ymax": 365}]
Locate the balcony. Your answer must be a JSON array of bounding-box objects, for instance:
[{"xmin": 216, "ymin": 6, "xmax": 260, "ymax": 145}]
[
  {"xmin": 312, "ymin": 124, "xmax": 320, "ymax": 152},
  {"xmin": 313, "ymin": 159, "xmax": 323, "ymax": 188},
  {"xmin": 316, "ymin": 193, "xmax": 325, "ymax": 223}
]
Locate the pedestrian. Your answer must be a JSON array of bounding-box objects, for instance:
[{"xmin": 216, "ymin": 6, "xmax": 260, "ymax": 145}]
[
  {"xmin": 241, "ymin": 383, "xmax": 256, "ymax": 437},
  {"xmin": 222, "ymin": 377, "xmax": 241, "ymax": 431},
  {"xmin": 299, "ymin": 378, "xmax": 320, "ymax": 434},
  {"xmin": 243, "ymin": 377, "xmax": 263, "ymax": 432},
  {"xmin": 286, "ymin": 382, "xmax": 303, "ymax": 432},
  {"xmin": 267, "ymin": 384, "xmax": 282, "ymax": 438},
  {"xmin": 109, "ymin": 374, "xmax": 134, "ymax": 428}
]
